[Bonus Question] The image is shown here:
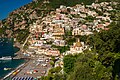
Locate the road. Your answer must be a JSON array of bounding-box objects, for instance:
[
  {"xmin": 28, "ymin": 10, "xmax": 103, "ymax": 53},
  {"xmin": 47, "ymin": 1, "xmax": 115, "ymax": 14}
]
[{"xmin": 21, "ymin": 34, "xmax": 31, "ymax": 50}]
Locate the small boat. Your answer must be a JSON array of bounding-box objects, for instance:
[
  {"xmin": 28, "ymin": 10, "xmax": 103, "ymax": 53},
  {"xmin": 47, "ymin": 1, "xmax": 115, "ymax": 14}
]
[
  {"xmin": 0, "ymin": 56, "xmax": 12, "ymax": 60},
  {"xmin": 3, "ymin": 68, "xmax": 12, "ymax": 71}
]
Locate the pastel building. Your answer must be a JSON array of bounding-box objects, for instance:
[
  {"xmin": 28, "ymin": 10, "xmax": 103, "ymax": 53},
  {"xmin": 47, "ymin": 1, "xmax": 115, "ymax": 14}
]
[{"xmin": 65, "ymin": 38, "xmax": 87, "ymax": 55}]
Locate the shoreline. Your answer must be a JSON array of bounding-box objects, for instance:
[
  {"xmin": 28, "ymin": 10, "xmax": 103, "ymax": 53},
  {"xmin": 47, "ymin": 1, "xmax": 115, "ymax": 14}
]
[
  {"xmin": 0, "ymin": 38, "xmax": 29, "ymax": 79},
  {"xmin": 1, "ymin": 48, "xmax": 29, "ymax": 80},
  {"xmin": 2, "ymin": 58, "xmax": 30, "ymax": 80},
  {"xmin": 0, "ymin": 39, "xmax": 51, "ymax": 79}
]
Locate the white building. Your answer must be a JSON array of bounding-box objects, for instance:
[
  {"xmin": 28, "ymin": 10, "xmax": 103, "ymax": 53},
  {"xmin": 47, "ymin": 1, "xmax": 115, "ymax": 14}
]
[{"xmin": 65, "ymin": 39, "xmax": 87, "ymax": 55}]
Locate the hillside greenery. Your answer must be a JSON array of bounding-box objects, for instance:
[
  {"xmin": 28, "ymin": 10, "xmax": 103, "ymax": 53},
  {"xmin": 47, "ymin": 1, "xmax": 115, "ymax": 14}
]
[{"xmin": 0, "ymin": 0, "xmax": 120, "ymax": 79}]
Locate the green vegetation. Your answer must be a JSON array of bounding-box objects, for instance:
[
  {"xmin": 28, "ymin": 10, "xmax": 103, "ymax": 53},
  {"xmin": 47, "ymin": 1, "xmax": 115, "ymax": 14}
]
[
  {"xmin": 49, "ymin": 0, "xmax": 95, "ymax": 8},
  {"xmin": 85, "ymin": 15, "xmax": 96, "ymax": 22},
  {"xmin": 50, "ymin": 56, "xmax": 56, "ymax": 67},
  {"xmin": 65, "ymin": 37, "xmax": 76, "ymax": 45},
  {"xmin": 88, "ymin": 21, "xmax": 120, "ymax": 53},
  {"xmin": 63, "ymin": 55, "xmax": 78, "ymax": 73},
  {"xmin": 62, "ymin": 23, "xmax": 120, "ymax": 80},
  {"xmin": 50, "ymin": 61, "xmax": 55, "ymax": 67},
  {"xmin": 16, "ymin": 29, "xmax": 30, "ymax": 44},
  {"xmin": 52, "ymin": 45, "xmax": 70, "ymax": 53},
  {"xmin": 41, "ymin": 66, "xmax": 63, "ymax": 80},
  {"xmin": 0, "ymin": 28, "xmax": 5, "ymax": 35},
  {"xmin": 67, "ymin": 52, "xmax": 113, "ymax": 80},
  {"xmin": 51, "ymin": 51, "xmax": 120, "ymax": 80},
  {"xmin": 65, "ymin": 30, "xmax": 72, "ymax": 36},
  {"xmin": 44, "ymin": 51, "xmax": 120, "ymax": 80},
  {"xmin": 49, "ymin": 66, "xmax": 62, "ymax": 74}
]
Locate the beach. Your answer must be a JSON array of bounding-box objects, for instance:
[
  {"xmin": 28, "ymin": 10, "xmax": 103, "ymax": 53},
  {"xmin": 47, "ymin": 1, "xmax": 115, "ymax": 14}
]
[{"xmin": 2, "ymin": 54, "xmax": 51, "ymax": 80}]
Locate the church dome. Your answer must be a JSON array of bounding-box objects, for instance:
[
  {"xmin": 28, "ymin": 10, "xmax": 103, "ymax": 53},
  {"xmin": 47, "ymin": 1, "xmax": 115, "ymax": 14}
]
[
  {"xmin": 75, "ymin": 38, "xmax": 82, "ymax": 47},
  {"xmin": 75, "ymin": 42, "xmax": 82, "ymax": 47}
]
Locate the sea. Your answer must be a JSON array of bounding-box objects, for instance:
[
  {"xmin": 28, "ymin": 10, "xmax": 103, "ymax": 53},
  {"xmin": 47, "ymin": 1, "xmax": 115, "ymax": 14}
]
[
  {"xmin": 0, "ymin": 0, "xmax": 32, "ymax": 78},
  {"xmin": 0, "ymin": 38, "xmax": 25, "ymax": 78}
]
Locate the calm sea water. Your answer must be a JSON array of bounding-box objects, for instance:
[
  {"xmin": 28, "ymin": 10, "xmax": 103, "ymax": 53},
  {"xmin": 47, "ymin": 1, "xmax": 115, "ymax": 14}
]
[
  {"xmin": 0, "ymin": 38, "xmax": 24, "ymax": 78},
  {"xmin": 0, "ymin": 59, "xmax": 25, "ymax": 78},
  {"xmin": 0, "ymin": 38, "xmax": 14, "ymax": 57}
]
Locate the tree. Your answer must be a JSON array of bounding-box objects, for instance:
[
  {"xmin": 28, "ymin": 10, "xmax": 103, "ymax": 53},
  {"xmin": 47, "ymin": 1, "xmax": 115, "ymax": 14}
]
[
  {"xmin": 87, "ymin": 21, "xmax": 120, "ymax": 79},
  {"xmin": 67, "ymin": 53, "xmax": 112, "ymax": 80},
  {"xmin": 53, "ymin": 73, "xmax": 67, "ymax": 80},
  {"xmin": 50, "ymin": 61, "xmax": 55, "ymax": 67},
  {"xmin": 88, "ymin": 21, "xmax": 120, "ymax": 53},
  {"xmin": 63, "ymin": 54, "xmax": 78, "ymax": 74}
]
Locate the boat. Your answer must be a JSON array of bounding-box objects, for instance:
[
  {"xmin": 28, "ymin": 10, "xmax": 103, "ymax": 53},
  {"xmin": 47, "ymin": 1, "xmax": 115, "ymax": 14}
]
[
  {"xmin": 0, "ymin": 56, "xmax": 12, "ymax": 60},
  {"xmin": 4, "ymin": 68, "xmax": 12, "ymax": 71}
]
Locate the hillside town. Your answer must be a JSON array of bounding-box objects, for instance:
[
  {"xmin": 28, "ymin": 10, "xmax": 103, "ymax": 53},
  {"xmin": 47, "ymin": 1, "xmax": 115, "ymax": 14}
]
[
  {"xmin": 11, "ymin": 1, "xmax": 117, "ymax": 79},
  {"xmin": 1, "ymin": 1, "xmax": 119, "ymax": 80},
  {"xmin": 28, "ymin": 1, "xmax": 115, "ymax": 56},
  {"xmin": 28, "ymin": 2, "xmax": 115, "ymax": 55}
]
